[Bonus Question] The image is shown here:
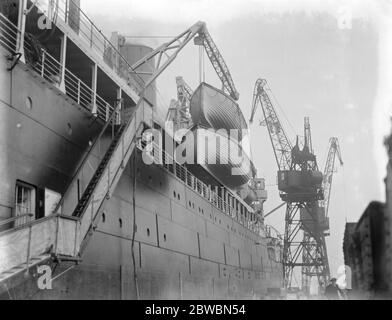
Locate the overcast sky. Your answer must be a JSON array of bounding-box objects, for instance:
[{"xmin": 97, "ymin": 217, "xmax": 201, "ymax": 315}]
[{"xmin": 80, "ymin": 0, "xmax": 392, "ymax": 285}]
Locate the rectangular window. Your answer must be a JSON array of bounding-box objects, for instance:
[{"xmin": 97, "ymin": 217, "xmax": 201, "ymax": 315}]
[{"xmin": 15, "ymin": 181, "xmax": 36, "ymax": 227}]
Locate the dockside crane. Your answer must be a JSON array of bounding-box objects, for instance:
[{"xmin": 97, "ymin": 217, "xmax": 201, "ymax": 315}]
[
  {"xmin": 322, "ymin": 138, "xmax": 343, "ymax": 217},
  {"xmin": 301, "ymin": 137, "xmax": 343, "ymax": 294},
  {"xmin": 132, "ymin": 21, "xmax": 239, "ymax": 101},
  {"xmin": 166, "ymin": 77, "xmax": 194, "ymax": 130},
  {"xmin": 250, "ymin": 79, "xmax": 328, "ymax": 291}
]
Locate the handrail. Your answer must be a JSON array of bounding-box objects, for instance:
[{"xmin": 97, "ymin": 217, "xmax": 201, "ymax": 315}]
[
  {"xmin": 0, "ymin": 214, "xmax": 33, "ymax": 227},
  {"xmin": 53, "ymin": 100, "xmax": 123, "ymax": 215},
  {"xmin": 143, "ymin": 141, "xmax": 266, "ymax": 236},
  {"xmin": 0, "ymin": 13, "xmax": 115, "ymax": 122},
  {"xmin": 35, "ymin": 0, "xmax": 145, "ymax": 93}
]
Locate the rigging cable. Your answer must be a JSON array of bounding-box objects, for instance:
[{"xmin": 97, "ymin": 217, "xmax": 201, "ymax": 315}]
[{"xmin": 265, "ymin": 83, "xmax": 298, "ymax": 139}]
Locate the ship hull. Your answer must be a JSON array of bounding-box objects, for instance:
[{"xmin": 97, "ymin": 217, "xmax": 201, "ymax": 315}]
[
  {"xmin": 0, "ymin": 47, "xmax": 283, "ymax": 299},
  {"xmin": 1, "ymin": 153, "xmax": 282, "ymax": 300}
]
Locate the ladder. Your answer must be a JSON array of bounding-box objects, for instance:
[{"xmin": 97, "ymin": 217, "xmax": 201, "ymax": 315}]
[{"xmin": 0, "ymin": 98, "xmax": 152, "ymax": 288}]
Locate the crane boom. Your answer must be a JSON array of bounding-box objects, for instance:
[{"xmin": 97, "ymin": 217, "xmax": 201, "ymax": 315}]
[
  {"xmin": 250, "ymin": 79, "xmax": 292, "ymax": 171},
  {"xmin": 322, "ymin": 137, "xmax": 343, "ymax": 217},
  {"xmin": 175, "ymin": 76, "xmax": 193, "ymax": 127},
  {"xmin": 131, "ymin": 21, "xmax": 239, "ymax": 101},
  {"xmin": 176, "ymin": 76, "xmax": 194, "ymax": 100}
]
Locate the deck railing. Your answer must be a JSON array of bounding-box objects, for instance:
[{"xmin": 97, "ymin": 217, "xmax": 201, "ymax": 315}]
[
  {"xmin": 35, "ymin": 0, "xmax": 144, "ymax": 94},
  {"xmin": 142, "ymin": 141, "xmax": 265, "ymax": 236},
  {"xmin": 0, "ymin": 13, "xmax": 117, "ymax": 122},
  {"xmin": 0, "ymin": 213, "xmax": 34, "ymax": 229}
]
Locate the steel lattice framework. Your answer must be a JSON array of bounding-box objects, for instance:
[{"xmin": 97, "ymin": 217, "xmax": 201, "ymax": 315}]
[
  {"xmin": 175, "ymin": 76, "xmax": 193, "ymax": 128},
  {"xmin": 131, "ymin": 21, "xmax": 239, "ymax": 101},
  {"xmin": 301, "ymin": 137, "xmax": 343, "ymax": 294},
  {"xmin": 251, "ymin": 79, "xmax": 292, "ymax": 171},
  {"xmin": 250, "ymin": 79, "xmax": 343, "ymax": 294}
]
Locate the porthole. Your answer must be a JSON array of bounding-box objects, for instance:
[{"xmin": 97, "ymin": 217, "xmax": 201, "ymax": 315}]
[
  {"xmin": 147, "ymin": 228, "xmax": 150, "ymax": 237},
  {"xmin": 67, "ymin": 123, "xmax": 73, "ymax": 136},
  {"xmin": 25, "ymin": 96, "xmax": 33, "ymax": 110}
]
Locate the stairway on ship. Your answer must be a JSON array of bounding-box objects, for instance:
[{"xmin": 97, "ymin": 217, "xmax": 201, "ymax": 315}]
[{"xmin": 0, "ymin": 96, "xmax": 153, "ymax": 291}]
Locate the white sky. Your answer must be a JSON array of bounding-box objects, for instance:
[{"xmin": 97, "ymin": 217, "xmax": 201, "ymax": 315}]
[
  {"xmin": 82, "ymin": 0, "xmax": 374, "ymax": 25},
  {"xmin": 80, "ymin": 0, "xmax": 392, "ymax": 289}
]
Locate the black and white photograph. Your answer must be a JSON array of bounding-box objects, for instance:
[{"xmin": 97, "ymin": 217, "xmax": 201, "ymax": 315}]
[{"xmin": 0, "ymin": 0, "xmax": 391, "ymax": 304}]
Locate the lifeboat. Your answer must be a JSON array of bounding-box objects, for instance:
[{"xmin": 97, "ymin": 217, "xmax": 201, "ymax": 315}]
[
  {"xmin": 190, "ymin": 82, "xmax": 248, "ymax": 140},
  {"xmin": 183, "ymin": 125, "xmax": 256, "ymax": 189}
]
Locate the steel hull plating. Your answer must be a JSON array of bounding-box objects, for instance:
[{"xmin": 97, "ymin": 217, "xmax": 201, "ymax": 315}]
[{"xmin": 0, "ymin": 51, "xmax": 283, "ymax": 299}]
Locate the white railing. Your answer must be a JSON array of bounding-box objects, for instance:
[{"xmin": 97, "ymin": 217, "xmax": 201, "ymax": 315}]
[
  {"xmin": 143, "ymin": 141, "xmax": 265, "ymax": 236},
  {"xmin": 0, "ymin": 14, "xmax": 17, "ymax": 53},
  {"xmin": 0, "ymin": 213, "xmax": 34, "ymax": 229},
  {"xmin": 26, "ymin": 47, "xmax": 116, "ymax": 122},
  {"xmin": 0, "ymin": 12, "xmax": 117, "ymax": 122},
  {"xmin": 35, "ymin": 0, "xmax": 144, "ymax": 94}
]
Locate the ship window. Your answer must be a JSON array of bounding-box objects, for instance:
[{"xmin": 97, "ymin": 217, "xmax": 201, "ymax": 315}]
[
  {"xmin": 164, "ymin": 234, "xmax": 167, "ymax": 242},
  {"xmin": 15, "ymin": 181, "xmax": 36, "ymax": 224},
  {"xmin": 102, "ymin": 213, "xmax": 106, "ymax": 223},
  {"xmin": 189, "ymin": 201, "xmax": 192, "ymax": 207},
  {"xmin": 178, "ymin": 194, "xmax": 180, "ymax": 200},
  {"xmin": 119, "ymin": 219, "xmax": 123, "ymax": 228},
  {"xmin": 67, "ymin": 123, "xmax": 73, "ymax": 136},
  {"xmin": 173, "ymin": 191, "xmax": 176, "ymax": 198},
  {"xmin": 25, "ymin": 97, "xmax": 33, "ymax": 110},
  {"xmin": 147, "ymin": 228, "xmax": 150, "ymax": 237}
]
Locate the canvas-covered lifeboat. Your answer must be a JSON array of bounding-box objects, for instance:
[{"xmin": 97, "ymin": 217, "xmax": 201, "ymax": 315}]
[{"xmin": 185, "ymin": 83, "xmax": 256, "ymax": 189}]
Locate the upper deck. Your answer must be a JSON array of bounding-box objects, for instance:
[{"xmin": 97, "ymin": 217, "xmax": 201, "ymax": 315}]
[{"xmin": 1, "ymin": 0, "xmax": 147, "ymax": 122}]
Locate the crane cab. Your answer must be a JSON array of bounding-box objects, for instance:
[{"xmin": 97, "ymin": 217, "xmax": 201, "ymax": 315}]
[{"xmin": 278, "ymin": 170, "xmax": 324, "ymax": 202}]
